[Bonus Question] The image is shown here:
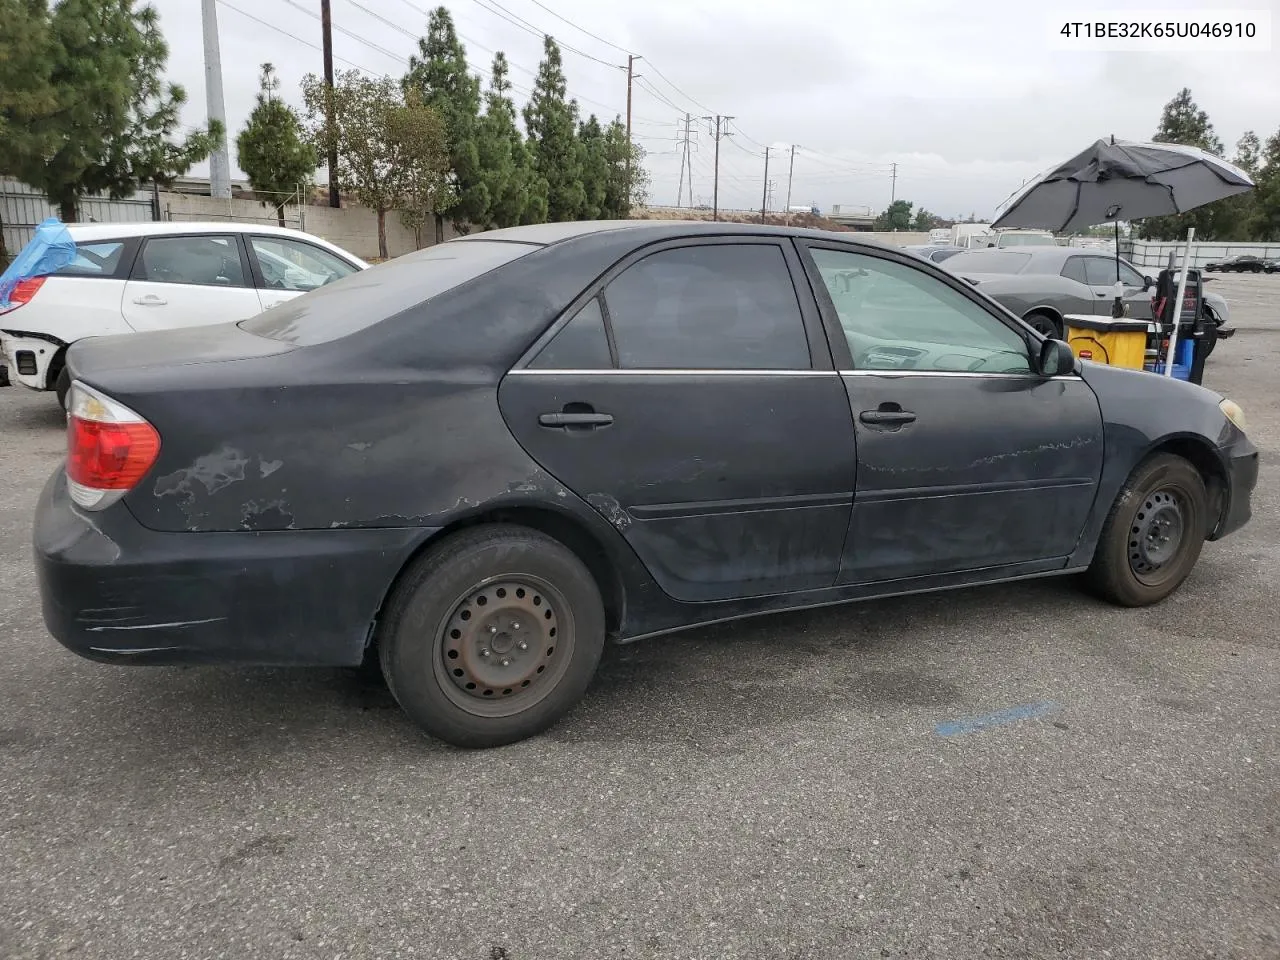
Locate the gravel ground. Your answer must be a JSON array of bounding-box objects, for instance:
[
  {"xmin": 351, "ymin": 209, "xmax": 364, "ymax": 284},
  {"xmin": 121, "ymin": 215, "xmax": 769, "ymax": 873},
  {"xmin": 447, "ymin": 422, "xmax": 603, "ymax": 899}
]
[{"xmin": 1, "ymin": 274, "xmax": 1277, "ymax": 960}]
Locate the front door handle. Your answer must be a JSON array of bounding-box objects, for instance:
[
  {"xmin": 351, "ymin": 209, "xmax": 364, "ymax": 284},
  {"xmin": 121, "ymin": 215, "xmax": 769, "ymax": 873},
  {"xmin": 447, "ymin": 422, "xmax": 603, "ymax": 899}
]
[
  {"xmin": 132, "ymin": 294, "xmax": 167, "ymax": 305},
  {"xmin": 859, "ymin": 407, "xmax": 917, "ymax": 427},
  {"xmin": 538, "ymin": 411, "xmax": 614, "ymax": 429}
]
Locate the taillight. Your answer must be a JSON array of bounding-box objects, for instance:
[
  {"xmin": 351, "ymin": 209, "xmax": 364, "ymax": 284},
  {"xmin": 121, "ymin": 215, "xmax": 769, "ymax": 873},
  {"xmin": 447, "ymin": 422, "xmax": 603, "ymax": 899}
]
[
  {"xmin": 65, "ymin": 382, "xmax": 161, "ymax": 510},
  {"xmin": 0, "ymin": 276, "xmax": 46, "ymax": 312}
]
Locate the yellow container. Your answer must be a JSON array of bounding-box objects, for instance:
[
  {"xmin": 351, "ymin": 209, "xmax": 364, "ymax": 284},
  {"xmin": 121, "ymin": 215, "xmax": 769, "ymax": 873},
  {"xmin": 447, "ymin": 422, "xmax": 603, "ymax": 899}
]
[{"xmin": 1063, "ymin": 315, "xmax": 1149, "ymax": 370}]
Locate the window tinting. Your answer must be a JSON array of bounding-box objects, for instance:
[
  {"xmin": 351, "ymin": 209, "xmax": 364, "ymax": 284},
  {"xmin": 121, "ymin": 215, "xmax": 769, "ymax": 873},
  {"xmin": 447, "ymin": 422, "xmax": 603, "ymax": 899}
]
[
  {"xmin": 810, "ymin": 248, "xmax": 1032, "ymax": 374},
  {"xmin": 531, "ymin": 298, "xmax": 612, "ymax": 369},
  {"xmin": 603, "ymin": 244, "xmax": 810, "ymax": 370},
  {"xmin": 58, "ymin": 241, "xmax": 126, "ymax": 277},
  {"xmin": 240, "ymin": 240, "xmax": 538, "ymax": 345},
  {"xmin": 1083, "ymin": 256, "xmax": 1144, "ymax": 287},
  {"xmin": 1061, "ymin": 256, "xmax": 1089, "ymax": 284},
  {"xmin": 137, "ymin": 235, "xmax": 245, "ymax": 287}
]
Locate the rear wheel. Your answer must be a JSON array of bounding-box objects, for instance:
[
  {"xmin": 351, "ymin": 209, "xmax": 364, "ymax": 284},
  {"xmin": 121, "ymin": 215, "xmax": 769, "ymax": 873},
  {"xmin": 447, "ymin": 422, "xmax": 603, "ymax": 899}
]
[
  {"xmin": 54, "ymin": 365, "xmax": 71, "ymax": 410},
  {"xmin": 1086, "ymin": 454, "xmax": 1209, "ymax": 607},
  {"xmin": 378, "ymin": 524, "xmax": 606, "ymax": 748},
  {"xmin": 1024, "ymin": 310, "xmax": 1062, "ymax": 339}
]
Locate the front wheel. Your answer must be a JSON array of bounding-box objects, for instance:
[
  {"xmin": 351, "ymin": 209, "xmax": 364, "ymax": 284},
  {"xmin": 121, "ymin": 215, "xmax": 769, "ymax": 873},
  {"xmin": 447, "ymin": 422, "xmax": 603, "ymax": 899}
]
[
  {"xmin": 1023, "ymin": 311, "xmax": 1062, "ymax": 339},
  {"xmin": 378, "ymin": 524, "xmax": 606, "ymax": 748},
  {"xmin": 1085, "ymin": 454, "xmax": 1209, "ymax": 607}
]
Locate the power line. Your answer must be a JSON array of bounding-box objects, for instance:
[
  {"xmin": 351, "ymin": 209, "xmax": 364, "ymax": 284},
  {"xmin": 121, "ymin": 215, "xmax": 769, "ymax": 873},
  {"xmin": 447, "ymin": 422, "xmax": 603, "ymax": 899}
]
[
  {"xmin": 463, "ymin": 0, "xmax": 622, "ymax": 69},
  {"xmin": 525, "ymin": 0, "xmax": 632, "ymax": 54},
  {"xmin": 215, "ymin": 0, "xmax": 379, "ymax": 74},
  {"xmin": 280, "ymin": 0, "xmax": 409, "ymax": 63}
]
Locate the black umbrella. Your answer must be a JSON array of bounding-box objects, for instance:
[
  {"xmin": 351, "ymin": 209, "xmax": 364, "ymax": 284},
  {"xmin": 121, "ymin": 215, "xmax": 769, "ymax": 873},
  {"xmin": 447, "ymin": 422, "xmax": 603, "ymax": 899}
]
[{"xmin": 993, "ymin": 137, "xmax": 1254, "ymax": 281}]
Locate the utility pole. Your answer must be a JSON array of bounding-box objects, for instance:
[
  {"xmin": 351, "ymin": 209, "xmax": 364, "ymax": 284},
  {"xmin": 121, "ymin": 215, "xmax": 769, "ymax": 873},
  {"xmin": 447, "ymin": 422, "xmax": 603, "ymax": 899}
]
[
  {"xmin": 676, "ymin": 113, "xmax": 693, "ymax": 207},
  {"xmin": 321, "ymin": 0, "xmax": 340, "ymax": 208},
  {"xmin": 625, "ymin": 55, "xmax": 641, "ymax": 189},
  {"xmin": 702, "ymin": 115, "xmax": 733, "ymax": 221},
  {"xmin": 785, "ymin": 144, "xmax": 797, "ymax": 216},
  {"xmin": 760, "ymin": 147, "xmax": 771, "ymax": 223},
  {"xmin": 200, "ymin": 0, "xmax": 231, "ymax": 199},
  {"xmin": 890, "ymin": 161, "xmax": 898, "ymax": 205}
]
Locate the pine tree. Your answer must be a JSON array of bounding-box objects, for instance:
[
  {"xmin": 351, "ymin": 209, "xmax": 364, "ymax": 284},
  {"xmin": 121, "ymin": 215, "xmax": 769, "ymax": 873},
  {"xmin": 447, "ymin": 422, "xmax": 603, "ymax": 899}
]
[
  {"xmin": 602, "ymin": 117, "xmax": 645, "ymax": 218},
  {"xmin": 1251, "ymin": 128, "xmax": 1280, "ymax": 242},
  {"xmin": 0, "ymin": 0, "xmax": 57, "ymax": 261},
  {"xmin": 236, "ymin": 64, "xmax": 317, "ymax": 227},
  {"xmin": 5, "ymin": 0, "xmax": 220, "ymax": 222},
  {"xmin": 1139, "ymin": 88, "xmax": 1226, "ymax": 240},
  {"xmin": 577, "ymin": 115, "xmax": 608, "ymax": 220},
  {"xmin": 523, "ymin": 37, "xmax": 585, "ymax": 222},
  {"xmin": 475, "ymin": 53, "xmax": 527, "ymax": 229},
  {"xmin": 404, "ymin": 6, "xmax": 487, "ymax": 238}
]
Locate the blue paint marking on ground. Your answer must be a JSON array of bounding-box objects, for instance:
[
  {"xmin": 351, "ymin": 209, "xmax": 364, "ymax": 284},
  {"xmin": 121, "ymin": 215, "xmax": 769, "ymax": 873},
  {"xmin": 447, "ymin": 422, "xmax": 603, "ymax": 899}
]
[{"xmin": 934, "ymin": 700, "xmax": 1060, "ymax": 737}]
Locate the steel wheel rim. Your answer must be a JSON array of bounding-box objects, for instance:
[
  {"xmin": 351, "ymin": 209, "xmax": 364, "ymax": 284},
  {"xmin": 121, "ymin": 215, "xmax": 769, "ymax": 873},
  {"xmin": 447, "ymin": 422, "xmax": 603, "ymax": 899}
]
[
  {"xmin": 433, "ymin": 574, "xmax": 574, "ymax": 718},
  {"xmin": 1128, "ymin": 488, "xmax": 1186, "ymax": 584}
]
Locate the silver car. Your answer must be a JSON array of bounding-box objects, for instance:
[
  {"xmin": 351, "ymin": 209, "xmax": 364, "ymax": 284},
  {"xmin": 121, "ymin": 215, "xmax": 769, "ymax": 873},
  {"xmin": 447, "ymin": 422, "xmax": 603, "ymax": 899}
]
[{"xmin": 942, "ymin": 246, "xmax": 1230, "ymax": 341}]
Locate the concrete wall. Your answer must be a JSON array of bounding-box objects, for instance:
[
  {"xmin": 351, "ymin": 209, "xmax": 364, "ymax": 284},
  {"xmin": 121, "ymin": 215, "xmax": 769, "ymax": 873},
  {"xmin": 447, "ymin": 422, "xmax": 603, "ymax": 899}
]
[{"xmin": 156, "ymin": 192, "xmax": 468, "ymax": 261}]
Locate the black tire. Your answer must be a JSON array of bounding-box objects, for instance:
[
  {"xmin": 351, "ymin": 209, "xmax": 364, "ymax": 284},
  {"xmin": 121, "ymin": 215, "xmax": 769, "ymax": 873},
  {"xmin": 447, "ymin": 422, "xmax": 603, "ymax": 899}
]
[
  {"xmin": 1200, "ymin": 316, "xmax": 1219, "ymax": 359},
  {"xmin": 54, "ymin": 365, "xmax": 71, "ymax": 410},
  {"xmin": 1252, "ymin": 264, "xmax": 1263, "ymax": 273},
  {"xmin": 378, "ymin": 524, "xmax": 606, "ymax": 748},
  {"xmin": 1024, "ymin": 310, "xmax": 1062, "ymax": 339},
  {"xmin": 1086, "ymin": 454, "xmax": 1209, "ymax": 607}
]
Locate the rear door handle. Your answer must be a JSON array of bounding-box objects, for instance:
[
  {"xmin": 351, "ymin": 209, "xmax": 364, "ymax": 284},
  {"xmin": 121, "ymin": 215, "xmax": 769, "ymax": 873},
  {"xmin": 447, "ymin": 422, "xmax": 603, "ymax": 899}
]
[
  {"xmin": 538, "ymin": 412, "xmax": 614, "ymax": 428},
  {"xmin": 859, "ymin": 410, "xmax": 917, "ymax": 426},
  {"xmin": 132, "ymin": 294, "xmax": 167, "ymax": 305}
]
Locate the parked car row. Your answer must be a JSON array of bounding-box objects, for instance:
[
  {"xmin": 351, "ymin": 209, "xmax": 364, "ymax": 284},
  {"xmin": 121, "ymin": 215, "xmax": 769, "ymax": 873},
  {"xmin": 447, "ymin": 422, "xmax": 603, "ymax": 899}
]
[
  {"xmin": 0, "ymin": 222, "xmax": 367, "ymax": 404},
  {"xmin": 25, "ymin": 219, "xmax": 1258, "ymax": 748},
  {"xmin": 1204, "ymin": 254, "xmax": 1280, "ymax": 273}
]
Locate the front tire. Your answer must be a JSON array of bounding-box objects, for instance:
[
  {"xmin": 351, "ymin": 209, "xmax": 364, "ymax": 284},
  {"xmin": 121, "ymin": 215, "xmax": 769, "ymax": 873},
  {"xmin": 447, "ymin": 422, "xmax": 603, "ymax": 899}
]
[
  {"xmin": 1024, "ymin": 310, "xmax": 1062, "ymax": 339},
  {"xmin": 378, "ymin": 524, "xmax": 606, "ymax": 748},
  {"xmin": 1086, "ymin": 454, "xmax": 1209, "ymax": 607}
]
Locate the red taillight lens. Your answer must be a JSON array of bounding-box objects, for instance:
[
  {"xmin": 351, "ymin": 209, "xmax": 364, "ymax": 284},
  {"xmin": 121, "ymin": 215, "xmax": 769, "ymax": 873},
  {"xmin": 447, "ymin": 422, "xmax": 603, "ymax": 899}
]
[
  {"xmin": 67, "ymin": 418, "xmax": 161, "ymax": 489},
  {"xmin": 1, "ymin": 275, "xmax": 46, "ymax": 311},
  {"xmin": 64, "ymin": 382, "xmax": 161, "ymax": 510}
]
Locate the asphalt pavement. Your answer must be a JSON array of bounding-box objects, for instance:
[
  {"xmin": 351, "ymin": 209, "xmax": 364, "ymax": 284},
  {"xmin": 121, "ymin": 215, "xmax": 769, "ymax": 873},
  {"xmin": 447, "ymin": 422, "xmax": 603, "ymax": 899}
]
[{"xmin": 2, "ymin": 275, "xmax": 1278, "ymax": 960}]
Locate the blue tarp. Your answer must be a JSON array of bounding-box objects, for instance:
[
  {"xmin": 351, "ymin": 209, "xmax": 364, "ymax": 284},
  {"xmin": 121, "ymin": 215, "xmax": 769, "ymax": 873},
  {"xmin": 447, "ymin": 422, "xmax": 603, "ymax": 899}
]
[{"xmin": 0, "ymin": 217, "xmax": 76, "ymax": 308}]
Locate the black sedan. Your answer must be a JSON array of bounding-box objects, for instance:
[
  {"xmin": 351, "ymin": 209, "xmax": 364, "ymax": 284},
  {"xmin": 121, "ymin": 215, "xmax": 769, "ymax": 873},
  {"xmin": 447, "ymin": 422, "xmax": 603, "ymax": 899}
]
[
  {"xmin": 1205, "ymin": 255, "xmax": 1266, "ymax": 273},
  {"xmin": 35, "ymin": 221, "xmax": 1258, "ymax": 748}
]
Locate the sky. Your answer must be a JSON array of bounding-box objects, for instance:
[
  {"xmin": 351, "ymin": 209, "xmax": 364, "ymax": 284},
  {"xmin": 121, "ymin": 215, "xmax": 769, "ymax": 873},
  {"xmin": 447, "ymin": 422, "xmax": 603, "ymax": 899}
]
[{"xmin": 159, "ymin": 0, "xmax": 1279, "ymax": 220}]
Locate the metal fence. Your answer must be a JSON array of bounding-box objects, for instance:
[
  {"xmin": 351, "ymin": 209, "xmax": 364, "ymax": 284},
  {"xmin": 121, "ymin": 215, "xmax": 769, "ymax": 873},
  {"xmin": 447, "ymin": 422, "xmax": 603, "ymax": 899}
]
[{"xmin": 1, "ymin": 177, "xmax": 156, "ymax": 254}]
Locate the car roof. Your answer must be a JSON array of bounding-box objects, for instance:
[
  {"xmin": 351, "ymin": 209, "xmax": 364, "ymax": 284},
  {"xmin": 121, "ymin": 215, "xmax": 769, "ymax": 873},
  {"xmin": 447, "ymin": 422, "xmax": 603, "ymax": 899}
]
[
  {"xmin": 450, "ymin": 219, "xmax": 893, "ymax": 249},
  {"xmin": 64, "ymin": 221, "xmax": 338, "ymax": 243}
]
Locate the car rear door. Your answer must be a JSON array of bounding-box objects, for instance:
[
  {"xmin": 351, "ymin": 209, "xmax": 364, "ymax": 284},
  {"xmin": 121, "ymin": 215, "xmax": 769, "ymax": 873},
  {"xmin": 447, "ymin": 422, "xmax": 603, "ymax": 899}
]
[
  {"xmin": 799, "ymin": 241, "xmax": 1105, "ymax": 584},
  {"xmin": 498, "ymin": 237, "xmax": 857, "ymax": 603},
  {"xmin": 121, "ymin": 233, "xmax": 264, "ymax": 332}
]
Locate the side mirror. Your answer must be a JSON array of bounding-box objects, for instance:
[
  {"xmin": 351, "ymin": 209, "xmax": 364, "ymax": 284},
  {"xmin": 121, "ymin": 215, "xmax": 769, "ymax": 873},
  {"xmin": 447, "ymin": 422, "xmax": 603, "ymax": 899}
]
[
  {"xmin": 1143, "ymin": 275, "xmax": 1154, "ymax": 291},
  {"xmin": 1038, "ymin": 337, "xmax": 1076, "ymax": 376}
]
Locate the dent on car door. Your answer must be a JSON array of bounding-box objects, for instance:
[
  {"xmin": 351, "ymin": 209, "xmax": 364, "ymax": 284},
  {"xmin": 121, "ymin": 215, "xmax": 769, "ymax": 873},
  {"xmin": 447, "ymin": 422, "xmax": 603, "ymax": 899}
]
[
  {"xmin": 497, "ymin": 239, "xmax": 858, "ymax": 603},
  {"xmin": 800, "ymin": 243, "xmax": 1106, "ymax": 583}
]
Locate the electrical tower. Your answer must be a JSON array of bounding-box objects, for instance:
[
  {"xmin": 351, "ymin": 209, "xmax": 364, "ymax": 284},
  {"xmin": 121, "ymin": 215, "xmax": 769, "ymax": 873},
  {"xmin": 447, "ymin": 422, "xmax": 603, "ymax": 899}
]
[{"xmin": 676, "ymin": 113, "xmax": 698, "ymax": 208}]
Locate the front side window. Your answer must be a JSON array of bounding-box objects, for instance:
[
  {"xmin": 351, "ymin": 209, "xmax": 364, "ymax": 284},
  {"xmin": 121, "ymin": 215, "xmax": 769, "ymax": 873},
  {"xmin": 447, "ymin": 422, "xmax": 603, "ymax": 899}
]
[
  {"xmin": 810, "ymin": 248, "xmax": 1033, "ymax": 374},
  {"xmin": 602, "ymin": 244, "xmax": 811, "ymax": 370},
  {"xmin": 1061, "ymin": 257, "xmax": 1089, "ymax": 284},
  {"xmin": 137, "ymin": 235, "xmax": 246, "ymax": 287},
  {"xmin": 250, "ymin": 236, "xmax": 359, "ymax": 291},
  {"xmin": 1083, "ymin": 257, "xmax": 1143, "ymax": 287}
]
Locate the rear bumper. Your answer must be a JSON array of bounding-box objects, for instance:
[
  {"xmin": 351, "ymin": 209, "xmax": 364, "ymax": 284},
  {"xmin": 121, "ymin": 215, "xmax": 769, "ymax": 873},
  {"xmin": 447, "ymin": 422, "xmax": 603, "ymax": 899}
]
[
  {"xmin": 34, "ymin": 469, "xmax": 434, "ymax": 666},
  {"xmin": 1210, "ymin": 435, "xmax": 1258, "ymax": 541}
]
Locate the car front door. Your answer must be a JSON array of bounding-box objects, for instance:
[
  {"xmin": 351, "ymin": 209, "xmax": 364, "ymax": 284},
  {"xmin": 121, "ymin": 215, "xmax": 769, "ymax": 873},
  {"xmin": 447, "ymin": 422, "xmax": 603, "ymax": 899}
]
[
  {"xmin": 246, "ymin": 234, "xmax": 363, "ymax": 311},
  {"xmin": 1080, "ymin": 255, "xmax": 1153, "ymax": 319},
  {"xmin": 800, "ymin": 243, "xmax": 1106, "ymax": 584},
  {"xmin": 121, "ymin": 233, "xmax": 263, "ymax": 332},
  {"xmin": 498, "ymin": 238, "xmax": 857, "ymax": 603}
]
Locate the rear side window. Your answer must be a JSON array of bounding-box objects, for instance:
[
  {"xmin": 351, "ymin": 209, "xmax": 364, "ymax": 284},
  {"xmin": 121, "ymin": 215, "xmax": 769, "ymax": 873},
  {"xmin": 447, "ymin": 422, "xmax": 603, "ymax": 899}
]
[
  {"xmin": 58, "ymin": 241, "xmax": 127, "ymax": 277},
  {"xmin": 602, "ymin": 243, "xmax": 810, "ymax": 370},
  {"xmin": 530, "ymin": 298, "xmax": 612, "ymax": 369},
  {"xmin": 136, "ymin": 235, "xmax": 246, "ymax": 287},
  {"xmin": 240, "ymin": 240, "xmax": 539, "ymax": 345}
]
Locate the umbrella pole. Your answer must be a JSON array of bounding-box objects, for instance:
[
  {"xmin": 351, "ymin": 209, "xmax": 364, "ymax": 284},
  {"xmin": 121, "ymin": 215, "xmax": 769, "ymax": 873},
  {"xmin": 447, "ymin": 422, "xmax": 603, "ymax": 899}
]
[
  {"xmin": 1114, "ymin": 220, "xmax": 1121, "ymax": 281},
  {"xmin": 1163, "ymin": 227, "xmax": 1195, "ymax": 377}
]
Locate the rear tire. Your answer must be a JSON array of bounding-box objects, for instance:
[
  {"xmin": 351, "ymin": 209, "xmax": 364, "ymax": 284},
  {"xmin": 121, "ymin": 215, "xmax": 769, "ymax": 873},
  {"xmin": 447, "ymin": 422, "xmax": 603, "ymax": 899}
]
[
  {"xmin": 1024, "ymin": 310, "xmax": 1062, "ymax": 339},
  {"xmin": 378, "ymin": 524, "xmax": 606, "ymax": 748},
  {"xmin": 54, "ymin": 365, "xmax": 70, "ymax": 410},
  {"xmin": 1086, "ymin": 454, "xmax": 1208, "ymax": 607}
]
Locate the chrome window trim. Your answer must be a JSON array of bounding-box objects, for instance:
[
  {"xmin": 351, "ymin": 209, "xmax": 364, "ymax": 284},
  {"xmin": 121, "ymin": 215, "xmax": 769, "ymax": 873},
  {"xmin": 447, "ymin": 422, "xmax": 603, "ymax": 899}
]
[{"xmin": 506, "ymin": 368, "xmax": 1081, "ymax": 380}]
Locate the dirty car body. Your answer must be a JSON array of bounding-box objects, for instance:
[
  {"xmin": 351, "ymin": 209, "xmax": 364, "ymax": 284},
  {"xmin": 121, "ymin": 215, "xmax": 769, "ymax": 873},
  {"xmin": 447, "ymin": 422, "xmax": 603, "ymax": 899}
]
[{"xmin": 34, "ymin": 221, "xmax": 1258, "ymax": 746}]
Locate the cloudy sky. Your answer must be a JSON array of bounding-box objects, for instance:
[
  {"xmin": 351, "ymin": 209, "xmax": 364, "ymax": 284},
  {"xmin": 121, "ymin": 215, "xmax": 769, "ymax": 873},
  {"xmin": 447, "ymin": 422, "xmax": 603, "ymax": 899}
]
[{"xmin": 157, "ymin": 0, "xmax": 1278, "ymax": 219}]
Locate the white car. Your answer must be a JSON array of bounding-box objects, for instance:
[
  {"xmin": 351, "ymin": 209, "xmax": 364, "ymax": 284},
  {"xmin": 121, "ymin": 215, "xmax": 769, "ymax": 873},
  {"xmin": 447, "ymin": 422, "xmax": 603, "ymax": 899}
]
[{"xmin": 0, "ymin": 222, "xmax": 368, "ymax": 403}]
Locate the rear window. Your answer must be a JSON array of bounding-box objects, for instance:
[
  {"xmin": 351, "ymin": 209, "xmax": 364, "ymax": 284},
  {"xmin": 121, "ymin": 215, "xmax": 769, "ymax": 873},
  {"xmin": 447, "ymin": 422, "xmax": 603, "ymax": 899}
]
[
  {"xmin": 944, "ymin": 251, "xmax": 1032, "ymax": 274},
  {"xmin": 57, "ymin": 241, "xmax": 126, "ymax": 277},
  {"xmin": 239, "ymin": 240, "xmax": 538, "ymax": 345}
]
